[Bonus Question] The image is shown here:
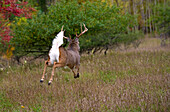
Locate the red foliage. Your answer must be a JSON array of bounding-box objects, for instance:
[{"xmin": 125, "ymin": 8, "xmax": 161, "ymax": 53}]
[
  {"xmin": 0, "ymin": 14, "xmax": 12, "ymax": 42},
  {"xmin": 0, "ymin": 0, "xmax": 36, "ymax": 43},
  {"xmin": 0, "ymin": 0, "xmax": 36, "ymax": 19}
]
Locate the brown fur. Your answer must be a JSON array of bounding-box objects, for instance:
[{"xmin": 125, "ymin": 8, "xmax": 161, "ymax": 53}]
[{"xmin": 40, "ymin": 24, "xmax": 88, "ymax": 85}]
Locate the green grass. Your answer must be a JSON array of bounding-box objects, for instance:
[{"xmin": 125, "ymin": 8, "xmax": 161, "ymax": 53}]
[
  {"xmin": 0, "ymin": 92, "xmax": 15, "ymax": 111},
  {"xmin": 0, "ymin": 37, "xmax": 169, "ymax": 111}
]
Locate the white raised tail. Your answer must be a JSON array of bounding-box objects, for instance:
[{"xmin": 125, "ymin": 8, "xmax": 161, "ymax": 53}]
[{"xmin": 49, "ymin": 30, "xmax": 64, "ymax": 64}]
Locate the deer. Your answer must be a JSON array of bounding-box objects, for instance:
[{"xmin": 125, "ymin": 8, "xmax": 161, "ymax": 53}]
[{"xmin": 40, "ymin": 24, "xmax": 88, "ymax": 85}]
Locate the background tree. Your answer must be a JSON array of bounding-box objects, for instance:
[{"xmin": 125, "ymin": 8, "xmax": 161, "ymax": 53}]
[
  {"xmin": 0, "ymin": 14, "xmax": 11, "ymax": 54},
  {"xmin": 1, "ymin": 0, "xmax": 169, "ymax": 62},
  {"xmin": 0, "ymin": 0, "xmax": 36, "ymax": 58},
  {"xmin": 11, "ymin": 0, "xmax": 140, "ymax": 59},
  {"xmin": 17, "ymin": 0, "xmax": 169, "ymax": 34}
]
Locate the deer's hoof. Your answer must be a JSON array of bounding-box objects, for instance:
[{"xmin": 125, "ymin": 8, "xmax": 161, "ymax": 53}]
[
  {"xmin": 48, "ymin": 81, "xmax": 52, "ymax": 85},
  {"xmin": 74, "ymin": 74, "xmax": 79, "ymax": 79},
  {"xmin": 74, "ymin": 76, "xmax": 77, "ymax": 78},
  {"xmin": 77, "ymin": 73, "xmax": 79, "ymax": 78},
  {"xmin": 40, "ymin": 79, "xmax": 44, "ymax": 83}
]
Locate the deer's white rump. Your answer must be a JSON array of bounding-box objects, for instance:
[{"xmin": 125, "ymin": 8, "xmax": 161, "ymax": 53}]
[{"xmin": 49, "ymin": 31, "xmax": 64, "ymax": 64}]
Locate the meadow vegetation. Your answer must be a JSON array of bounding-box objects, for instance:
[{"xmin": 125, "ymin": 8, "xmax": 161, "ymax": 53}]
[
  {"xmin": 0, "ymin": 0, "xmax": 169, "ymax": 111},
  {"xmin": 0, "ymin": 37, "xmax": 169, "ymax": 111}
]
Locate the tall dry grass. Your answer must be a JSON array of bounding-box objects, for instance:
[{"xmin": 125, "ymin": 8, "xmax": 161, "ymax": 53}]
[{"xmin": 0, "ymin": 37, "xmax": 169, "ymax": 111}]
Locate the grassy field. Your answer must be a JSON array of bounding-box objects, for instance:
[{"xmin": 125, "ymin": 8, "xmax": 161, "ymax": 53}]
[{"xmin": 0, "ymin": 37, "xmax": 169, "ymax": 111}]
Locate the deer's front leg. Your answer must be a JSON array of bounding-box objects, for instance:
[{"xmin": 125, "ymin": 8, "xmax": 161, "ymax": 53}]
[
  {"xmin": 48, "ymin": 65, "xmax": 55, "ymax": 85},
  {"xmin": 40, "ymin": 61, "xmax": 48, "ymax": 83},
  {"xmin": 48, "ymin": 62, "xmax": 65, "ymax": 85},
  {"xmin": 76, "ymin": 65, "xmax": 80, "ymax": 78}
]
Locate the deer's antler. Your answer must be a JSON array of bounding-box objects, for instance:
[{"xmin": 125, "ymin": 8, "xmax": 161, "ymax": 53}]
[
  {"xmin": 64, "ymin": 34, "xmax": 72, "ymax": 40},
  {"xmin": 64, "ymin": 36, "xmax": 68, "ymax": 39},
  {"xmin": 61, "ymin": 25, "xmax": 64, "ymax": 31},
  {"xmin": 76, "ymin": 23, "xmax": 88, "ymax": 38}
]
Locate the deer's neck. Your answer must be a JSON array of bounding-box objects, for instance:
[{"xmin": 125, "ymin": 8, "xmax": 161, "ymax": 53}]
[{"xmin": 67, "ymin": 46, "xmax": 79, "ymax": 52}]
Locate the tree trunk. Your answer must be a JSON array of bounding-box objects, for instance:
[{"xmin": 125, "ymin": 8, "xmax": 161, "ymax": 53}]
[
  {"xmin": 111, "ymin": 0, "xmax": 114, "ymax": 5},
  {"xmin": 37, "ymin": 0, "xmax": 47, "ymax": 12},
  {"xmin": 141, "ymin": 0, "xmax": 145, "ymax": 32},
  {"xmin": 148, "ymin": 0, "xmax": 152, "ymax": 33},
  {"xmin": 133, "ymin": 0, "xmax": 137, "ymax": 32},
  {"xmin": 145, "ymin": 0, "xmax": 148, "ymax": 34},
  {"xmin": 129, "ymin": 0, "xmax": 134, "ymax": 32},
  {"xmin": 115, "ymin": 0, "xmax": 119, "ymax": 7},
  {"xmin": 154, "ymin": 0, "xmax": 157, "ymax": 32},
  {"xmin": 129, "ymin": 0, "xmax": 134, "ymax": 15}
]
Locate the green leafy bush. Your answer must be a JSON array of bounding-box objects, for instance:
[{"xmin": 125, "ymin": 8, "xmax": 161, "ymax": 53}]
[
  {"xmin": 11, "ymin": 0, "xmax": 140, "ymax": 57},
  {"xmin": 152, "ymin": 3, "xmax": 170, "ymax": 35}
]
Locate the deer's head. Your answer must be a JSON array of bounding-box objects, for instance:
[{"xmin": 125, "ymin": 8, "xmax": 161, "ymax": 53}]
[{"xmin": 64, "ymin": 24, "xmax": 88, "ymax": 51}]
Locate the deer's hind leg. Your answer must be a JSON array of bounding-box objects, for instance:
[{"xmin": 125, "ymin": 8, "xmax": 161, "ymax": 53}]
[
  {"xmin": 48, "ymin": 62, "xmax": 65, "ymax": 85},
  {"xmin": 40, "ymin": 60, "xmax": 49, "ymax": 83}
]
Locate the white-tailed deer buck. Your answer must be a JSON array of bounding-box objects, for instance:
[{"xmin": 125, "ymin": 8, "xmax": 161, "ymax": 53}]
[{"xmin": 40, "ymin": 24, "xmax": 88, "ymax": 85}]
